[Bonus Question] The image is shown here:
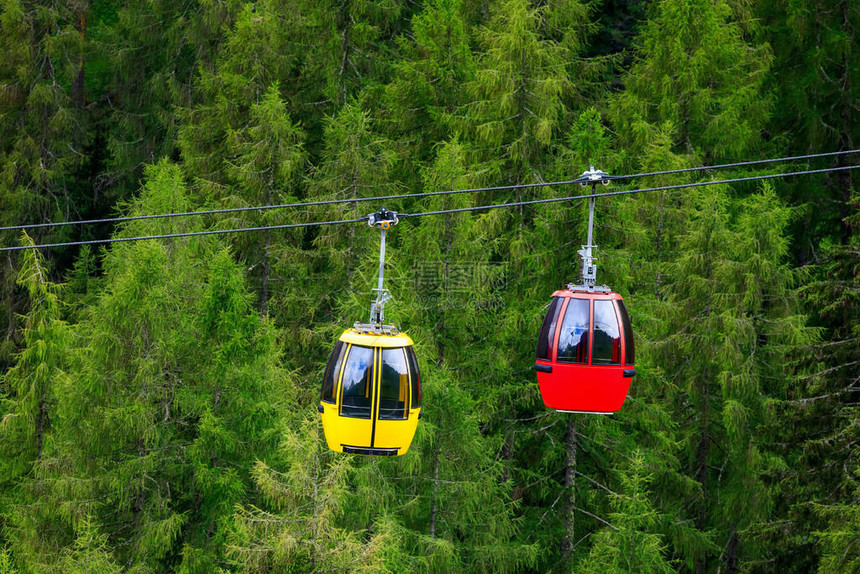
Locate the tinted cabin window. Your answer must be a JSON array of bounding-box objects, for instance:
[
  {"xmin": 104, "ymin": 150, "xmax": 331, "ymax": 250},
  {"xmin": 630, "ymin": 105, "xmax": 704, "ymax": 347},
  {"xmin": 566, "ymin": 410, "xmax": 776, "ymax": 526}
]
[
  {"xmin": 321, "ymin": 341, "xmax": 346, "ymax": 403},
  {"xmin": 592, "ymin": 300, "xmax": 621, "ymax": 365},
  {"xmin": 379, "ymin": 348, "xmax": 409, "ymax": 420},
  {"xmin": 405, "ymin": 346, "xmax": 421, "ymax": 409},
  {"xmin": 617, "ymin": 300, "xmax": 635, "ymax": 365},
  {"xmin": 557, "ymin": 298, "xmax": 590, "ymax": 364},
  {"xmin": 536, "ymin": 297, "xmax": 562, "ymax": 361},
  {"xmin": 340, "ymin": 345, "xmax": 374, "ymax": 418}
]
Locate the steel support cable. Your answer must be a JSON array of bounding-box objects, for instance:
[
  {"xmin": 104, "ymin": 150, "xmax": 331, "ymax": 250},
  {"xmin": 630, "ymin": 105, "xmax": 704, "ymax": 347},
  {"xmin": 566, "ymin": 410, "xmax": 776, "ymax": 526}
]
[
  {"xmin": 0, "ymin": 217, "xmax": 369, "ymax": 252},
  {"xmin": 398, "ymin": 165, "xmax": 860, "ymax": 220},
  {"xmin": 608, "ymin": 148, "xmax": 860, "ymax": 181},
  {"xmin": 2, "ymin": 149, "xmax": 857, "ymax": 234},
  {"xmin": 0, "ymin": 181, "xmax": 584, "ymax": 233},
  {"xmin": 2, "ymin": 164, "xmax": 858, "ymax": 252}
]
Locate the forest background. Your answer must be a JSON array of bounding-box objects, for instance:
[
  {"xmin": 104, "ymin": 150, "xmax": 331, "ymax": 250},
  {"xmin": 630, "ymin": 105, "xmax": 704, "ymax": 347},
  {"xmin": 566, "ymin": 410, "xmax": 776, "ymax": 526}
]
[{"xmin": 0, "ymin": 0, "xmax": 857, "ymax": 571}]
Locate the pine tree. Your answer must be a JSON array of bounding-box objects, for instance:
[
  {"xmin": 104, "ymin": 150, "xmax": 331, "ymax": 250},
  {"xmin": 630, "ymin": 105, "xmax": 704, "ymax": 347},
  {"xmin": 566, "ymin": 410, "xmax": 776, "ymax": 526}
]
[
  {"xmin": 382, "ymin": 0, "xmax": 477, "ymax": 167},
  {"xmin": 4, "ymin": 161, "xmax": 291, "ymax": 571},
  {"xmin": 579, "ymin": 450, "xmax": 675, "ymax": 573},
  {"xmin": 294, "ymin": 0, "xmax": 407, "ymax": 110},
  {"xmin": 56, "ymin": 518, "xmax": 122, "ymax": 574},
  {"xmin": 101, "ymin": 0, "xmax": 236, "ymax": 191},
  {"xmin": 650, "ymin": 184, "xmax": 810, "ymax": 572},
  {"xmin": 285, "ymin": 99, "xmax": 399, "ymax": 350},
  {"xmin": 813, "ymin": 469, "xmax": 860, "ymax": 573},
  {"xmin": 458, "ymin": 7, "xmax": 572, "ymax": 542},
  {"xmin": 467, "ymin": 0, "xmax": 569, "ymax": 185},
  {"xmin": 222, "ymin": 85, "xmax": 307, "ymax": 313},
  {"xmin": 0, "ymin": 0, "xmax": 94, "ymax": 369},
  {"xmin": 755, "ymin": 0, "xmax": 858, "ymax": 252},
  {"xmin": 225, "ymin": 416, "xmax": 385, "ymax": 572},
  {"xmin": 0, "ymin": 235, "xmax": 71, "ymax": 483},
  {"xmin": 765, "ymin": 186, "xmax": 860, "ymax": 570},
  {"xmin": 609, "ymin": 0, "xmax": 771, "ymax": 159},
  {"xmin": 392, "ymin": 139, "xmax": 537, "ymax": 572},
  {"xmin": 178, "ymin": 0, "xmax": 303, "ymax": 185}
]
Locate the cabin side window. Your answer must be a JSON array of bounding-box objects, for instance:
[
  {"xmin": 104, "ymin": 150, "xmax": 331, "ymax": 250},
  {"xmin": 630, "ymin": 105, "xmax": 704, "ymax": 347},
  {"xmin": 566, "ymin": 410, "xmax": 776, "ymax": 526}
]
[
  {"xmin": 617, "ymin": 300, "xmax": 635, "ymax": 365},
  {"xmin": 340, "ymin": 345, "xmax": 374, "ymax": 418},
  {"xmin": 536, "ymin": 297, "xmax": 562, "ymax": 361},
  {"xmin": 321, "ymin": 341, "xmax": 346, "ymax": 403},
  {"xmin": 379, "ymin": 348, "xmax": 410, "ymax": 420},
  {"xmin": 405, "ymin": 346, "xmax": 421, "ymax": 409},
  {"xmin": 557, "ymin": 298, "xmax": 590, "ymax": 364},
  {"xmin": 592, "ymin": 300, "xmax": 621, "ymax": 365}
]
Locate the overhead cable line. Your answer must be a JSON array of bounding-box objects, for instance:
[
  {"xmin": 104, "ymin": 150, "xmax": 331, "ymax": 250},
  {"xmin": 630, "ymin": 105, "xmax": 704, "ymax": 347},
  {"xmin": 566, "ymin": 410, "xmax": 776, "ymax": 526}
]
[
  {"xmin": 5, "ymin": 165, "xmax": 858, "ymax": 252},
  {"xmin": 398, "ymin": 165, "xmax": 860, "ymax": 219},
  {"xmin": 609, "ymin": 148, "xmax": 860, "ymax": 181},
  {"xmin": 1, "ymin": 149, "xmax": 857, "ymax": 234},
  {"xmin": 1, "ymin": 217, "xmax": 369, "ymax": 253},
  {"xmin": 2, "ymin": 164, "xmax": 858, "ymax": 253}
]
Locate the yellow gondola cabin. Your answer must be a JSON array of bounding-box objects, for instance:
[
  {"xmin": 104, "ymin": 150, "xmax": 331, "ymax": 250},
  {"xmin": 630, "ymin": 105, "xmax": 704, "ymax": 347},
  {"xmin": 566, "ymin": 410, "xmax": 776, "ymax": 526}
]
[{"xmin": 319, "ymin": 329, "xmax": 422, "ymax": 456}]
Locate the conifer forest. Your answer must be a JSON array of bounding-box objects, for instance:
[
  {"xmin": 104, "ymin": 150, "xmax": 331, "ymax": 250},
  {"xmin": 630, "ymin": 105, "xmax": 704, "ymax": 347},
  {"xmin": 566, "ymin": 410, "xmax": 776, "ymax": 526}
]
[{"xmin": 0, "ymin": 0, "xmax": 859, "ymax": 571}]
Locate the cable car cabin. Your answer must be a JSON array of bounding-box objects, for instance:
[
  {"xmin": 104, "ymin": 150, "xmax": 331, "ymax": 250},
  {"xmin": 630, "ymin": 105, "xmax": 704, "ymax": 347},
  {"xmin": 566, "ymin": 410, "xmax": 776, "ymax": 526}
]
[
  {"xmin": 319, "ymin": 329, "xmax": 422, "ymax": 456},
  {"xmin": 535, "ymin": 289, "xmax": 635, "ymax": 414}
]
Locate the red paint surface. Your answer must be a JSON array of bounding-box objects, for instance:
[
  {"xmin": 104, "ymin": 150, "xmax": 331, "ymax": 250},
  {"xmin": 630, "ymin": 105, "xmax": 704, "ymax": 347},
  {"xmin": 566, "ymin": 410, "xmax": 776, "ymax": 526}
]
[
  {"xmin": 537, "ymin": 362, "xmax": 631, "ymax": 412},
  {"xmin": 536, "ymin": 288, "xmax": 633, "ymax": 413}
]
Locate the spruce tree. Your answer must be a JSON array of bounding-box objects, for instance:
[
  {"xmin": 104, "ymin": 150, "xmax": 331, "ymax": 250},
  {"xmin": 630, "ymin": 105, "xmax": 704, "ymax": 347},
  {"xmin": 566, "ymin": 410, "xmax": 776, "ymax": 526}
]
[
  {"xmin": 579, "ymin": 451, "xmax": 675, "ymax": 573},
  {"xmin": 609, "ymin": 0, "xmax": 771, "ymax": 159},
  {"xmin": 467, "ymin": 0, "xmax": 569, "ymax": 185},
  {"xmin": 765, "ymin": 187, "xmax": 860, "ymax": 570},
  {"xmin": 382, "ymin": 0, "xmax": 477, "ymax": 167},
  {"xmin": 650, "ymin": 184, "xmax": 810, "ymax": 572},
  {"xmin": 4, "ymin": 161, "xmax": 290, "ymax": 571},
  {"xmin": 0, "ymin": 0, "xmax": 93, "ymax": 368},
  {"xmin": 755, "ymin": 0, "xmax": 858, "ymax": 252},
  {"xmin": 0, "ymin": 235, "xmax": 71, "ymax": 483}
]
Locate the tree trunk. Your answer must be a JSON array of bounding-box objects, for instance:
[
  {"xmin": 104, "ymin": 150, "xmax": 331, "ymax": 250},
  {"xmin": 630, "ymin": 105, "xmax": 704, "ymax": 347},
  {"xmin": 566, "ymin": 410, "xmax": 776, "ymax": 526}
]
[
  {"xmin": 654, "ymin": 191, "xmax": 666, "ymax": 296},
  {"xmin": 430, "ymin": 452, "xmax": 439, "ymax": 538},
  {"xmin": 72, "ymin": 9, "xmax": 86, "ymax": 107},
  {"xmin": 562, "ymin": 417, "xmax": 577, "ymax": 563},
  {"xmin": 726, "ymin": 523, "xmax": 739, "ymax": 573},
  {"xmin": 36, "ymin": 399, "xmax": 46, "ymax": 461},
  {"xmin": 695, "ymin": 377, "xmax": 710, "ymax": 574},
  {"xmin": 260, "ymin": 185, "xmax": 273, "ymax": 315},
  {"xmin": 837, "ymin": 1, "xmax": 854, "ymax": 245}
]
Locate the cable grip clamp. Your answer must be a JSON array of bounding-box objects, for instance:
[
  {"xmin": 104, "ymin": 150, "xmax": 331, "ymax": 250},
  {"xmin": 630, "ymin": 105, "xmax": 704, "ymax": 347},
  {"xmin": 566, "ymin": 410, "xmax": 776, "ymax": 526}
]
[{"xmin": 368, "ymin": 208, "xmax": 399, "ymax": 229}]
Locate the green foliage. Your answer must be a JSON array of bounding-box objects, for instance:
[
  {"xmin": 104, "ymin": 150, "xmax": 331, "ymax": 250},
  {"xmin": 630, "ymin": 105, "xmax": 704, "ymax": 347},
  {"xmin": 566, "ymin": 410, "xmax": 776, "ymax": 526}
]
[
  {"xmin": 56, "ymin": 517, "xmax": 122, "ymax": 574},
  {"xmin": 610, "ymin": 0, "xmax": 772, "ymax": 158},
  {"xmin": 0, "ymin": 235, "xmax": 71, "ymax": 482},
  {"xmin": 813, "ymin": 468, "xmax": 860, "ymax": 573},
  {"xmin": 382, "ymin": 0, "xmax": 477, "ymax": 166},
  {"xmin": 468, "ymin": 0, "xmax": 569, "ymax": 176},
  {"xmin": 579, "ymin": 451, "xmax": 675, "ymax": 573},
  {"xmin": 0, "ymin": 1, "xmax": 855, "ymax": 571},
  {"xmin": 3, "ymin": 162, "xmax": 290, "ymax": 571}
]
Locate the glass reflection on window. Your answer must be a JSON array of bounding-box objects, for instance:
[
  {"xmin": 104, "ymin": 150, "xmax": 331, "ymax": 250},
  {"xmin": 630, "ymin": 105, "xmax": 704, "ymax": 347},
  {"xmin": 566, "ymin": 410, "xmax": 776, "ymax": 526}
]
[
  {"xmin": 618, "ymin": 300, "xmax": 635, "ymax": 365},
  {"xmin": 340, "ymin": 346, "xmax": 374, "ymax": 418},
  {"xmin": 322, "ymin": 341, "xmax": 345, "ymax": 403},
  {"xmin": 557, "ymin": 299, "xmax": 590, "ymax": 364},
  {"xmin": 379, "ymin": 348, "xmax": 409, "ymax": 420},
  {"xmin": 406, "ymin": 347, "xmax": 421, "ymax": 409},
  {"xmin": 592, "ymin": 300, "xmax": 621, "ymax": 364},
  {"xmin": 536, "ymin": 297, "xmax": 562, "ymax": 361}
]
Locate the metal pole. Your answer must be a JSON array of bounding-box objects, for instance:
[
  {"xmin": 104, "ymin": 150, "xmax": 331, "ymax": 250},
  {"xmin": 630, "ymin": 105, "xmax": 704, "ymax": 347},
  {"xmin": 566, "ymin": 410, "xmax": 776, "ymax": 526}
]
[
  {"xmin": 586, "ymin": 194, "xmax": 595, "ymax": 248},
  {"xmin": 570, "ymin": 166, "xmax": 608, "ymax": 293},
  {"xmin": 377, "ymin": 227, "xmax": 387, "ymax": 294},
  {"xmin": 370, "ymin": 226, "xmax": 388, "ymax": 325}
]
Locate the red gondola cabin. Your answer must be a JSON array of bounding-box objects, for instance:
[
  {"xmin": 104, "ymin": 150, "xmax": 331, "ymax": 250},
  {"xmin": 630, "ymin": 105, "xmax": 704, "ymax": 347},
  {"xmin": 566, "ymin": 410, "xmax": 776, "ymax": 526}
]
[{"xmin": 535, "ymin": 289, "xmax": 635, "ymax": 413}]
